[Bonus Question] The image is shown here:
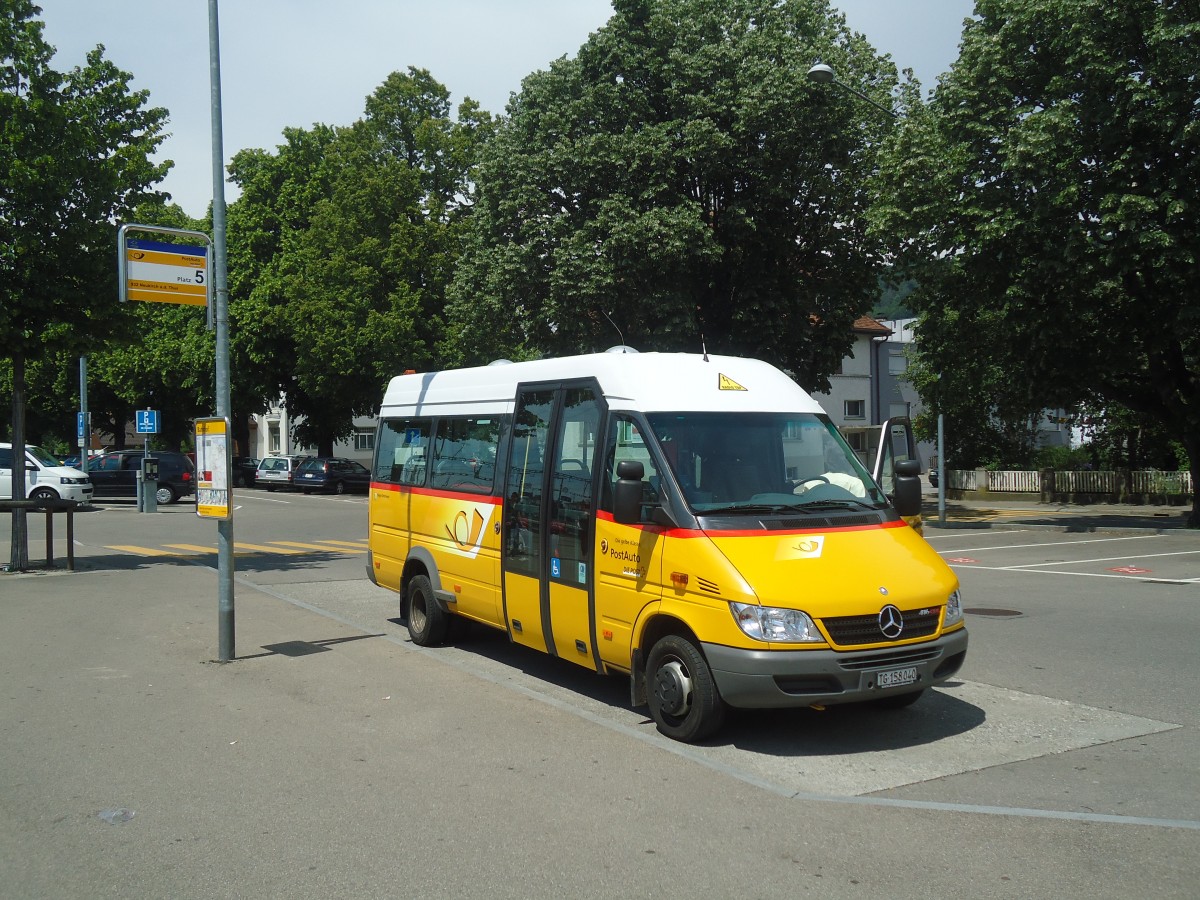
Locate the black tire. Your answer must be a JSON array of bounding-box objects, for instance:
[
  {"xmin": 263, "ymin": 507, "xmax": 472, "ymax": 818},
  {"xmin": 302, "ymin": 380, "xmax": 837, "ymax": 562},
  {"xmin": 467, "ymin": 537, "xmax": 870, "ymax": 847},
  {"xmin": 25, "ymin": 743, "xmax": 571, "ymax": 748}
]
[
  {"xmin": 266, "ymin": 485, "xmax": 275, "ymax": 492},
  {"xmin": 333, "ymin": 480, "xmax": 346, "ymax": 495},
  {"xmin": 29, "ymin": 487, "xmax": 58, "ymax": 502},
  {"xmin": 406, "ymin": 574, "xmax": 449, "ymax": 646},
  {"xmin": 646, "ymin": 634, "xmax": 725, "ymax": 742},
  {"xmin": 155, "ymin": 485, "xmax": 176, "ymax": 505},
  {"xmin": 871, "ymin": 689, "xmax": 925, "ymax": 710},
  {"xmin": 302, "ymin": 489, "xmax": 312, "ymax": 495}
]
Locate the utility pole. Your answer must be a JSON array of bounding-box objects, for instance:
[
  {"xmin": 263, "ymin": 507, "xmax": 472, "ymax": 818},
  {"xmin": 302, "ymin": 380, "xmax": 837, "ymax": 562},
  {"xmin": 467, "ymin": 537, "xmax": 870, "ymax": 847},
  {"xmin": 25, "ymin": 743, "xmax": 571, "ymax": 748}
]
[{"xmin": 209, "ymin": 0, "xmax": 235, "ymax": 661}]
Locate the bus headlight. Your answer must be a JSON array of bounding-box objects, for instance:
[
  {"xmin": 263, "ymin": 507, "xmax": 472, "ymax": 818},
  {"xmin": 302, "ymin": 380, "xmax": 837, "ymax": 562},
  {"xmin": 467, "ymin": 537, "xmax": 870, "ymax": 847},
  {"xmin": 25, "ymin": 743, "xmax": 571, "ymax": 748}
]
[
  {"xmin": 944, "ymin": 589, "xmax": 963, "ymax": 626},
  {"xmin": 730, "ymin": 602, "xmax": 823, "ymax": 643}
]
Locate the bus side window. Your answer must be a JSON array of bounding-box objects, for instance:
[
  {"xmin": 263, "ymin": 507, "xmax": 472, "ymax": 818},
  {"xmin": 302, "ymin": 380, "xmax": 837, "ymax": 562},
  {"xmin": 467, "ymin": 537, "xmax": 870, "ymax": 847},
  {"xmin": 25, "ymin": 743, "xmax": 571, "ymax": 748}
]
[{"xmin": 375, "ymin": 418, "xmax": 430, "ymax": 486}]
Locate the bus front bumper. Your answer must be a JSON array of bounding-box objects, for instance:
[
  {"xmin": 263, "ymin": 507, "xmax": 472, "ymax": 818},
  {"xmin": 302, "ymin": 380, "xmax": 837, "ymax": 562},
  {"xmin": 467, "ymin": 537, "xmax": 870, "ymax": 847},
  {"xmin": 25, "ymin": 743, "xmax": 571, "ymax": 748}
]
[{"xmin": 702, "ymin": 628, "xmax": 968, "ymax": 709}]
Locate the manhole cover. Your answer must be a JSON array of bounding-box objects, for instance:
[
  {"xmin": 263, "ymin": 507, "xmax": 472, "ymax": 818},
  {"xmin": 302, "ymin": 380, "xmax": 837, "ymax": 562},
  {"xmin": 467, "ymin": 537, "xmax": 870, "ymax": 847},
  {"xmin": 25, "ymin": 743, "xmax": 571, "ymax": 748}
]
[{"xmin": 964, "ymin": 607, "xmax": 1023, "ymax": 618}]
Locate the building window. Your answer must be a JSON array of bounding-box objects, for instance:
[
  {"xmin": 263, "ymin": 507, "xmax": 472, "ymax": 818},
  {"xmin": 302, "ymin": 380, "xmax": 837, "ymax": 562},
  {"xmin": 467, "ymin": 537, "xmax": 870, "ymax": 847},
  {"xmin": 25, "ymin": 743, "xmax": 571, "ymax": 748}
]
[
  {"xmin": 268, "ymin": 423, "xmax": 281, "ymax": 453},
  {"xmin": 354, "ymin": 430, "xmax": 375, "ymax": 452},
  {"xmin": 888, "ymin": 353, "xmax": 907, "ymax": 375},
  {"xmin": 844, "ymin": 399, "xmax": 865, "ymax": 420}
]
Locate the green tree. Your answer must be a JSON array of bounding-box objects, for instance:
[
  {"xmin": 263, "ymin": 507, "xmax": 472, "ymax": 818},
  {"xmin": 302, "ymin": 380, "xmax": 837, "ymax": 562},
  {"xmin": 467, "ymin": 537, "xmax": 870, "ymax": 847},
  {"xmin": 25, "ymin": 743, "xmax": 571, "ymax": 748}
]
[
  {"xmin": 871, "ymin": 0, "xmax": 1200, "ymax": 525},
  {"xmin": 227, "ymin": 69, "xmax": 492, "ymax": 456},
  {"xmin": 445, "ymin": 0, "xmax": 900, "ymax": 391},
  {"xmin": 2, "ymin": 0, "xmax": 168, "ymax": 567}
]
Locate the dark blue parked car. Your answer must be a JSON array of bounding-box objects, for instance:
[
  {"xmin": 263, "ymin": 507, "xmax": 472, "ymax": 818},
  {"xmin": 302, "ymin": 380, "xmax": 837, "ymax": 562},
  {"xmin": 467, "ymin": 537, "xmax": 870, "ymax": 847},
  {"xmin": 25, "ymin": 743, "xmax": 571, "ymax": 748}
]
[{"xmin": 294, "ymin": 457, "xmax": 371, "ymax": 494}]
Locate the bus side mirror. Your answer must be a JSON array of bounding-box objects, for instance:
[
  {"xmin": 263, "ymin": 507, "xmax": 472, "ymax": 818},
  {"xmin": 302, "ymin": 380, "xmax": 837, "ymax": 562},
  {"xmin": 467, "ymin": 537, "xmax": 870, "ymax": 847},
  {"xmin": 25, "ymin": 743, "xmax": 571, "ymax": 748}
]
[
  {"xmin": 892, "ymin": 458, "xmax": 921, "ymax": 518},
  {"xmin": 613, "ymin": 460, "xmax": 645, "ymax": 524}
]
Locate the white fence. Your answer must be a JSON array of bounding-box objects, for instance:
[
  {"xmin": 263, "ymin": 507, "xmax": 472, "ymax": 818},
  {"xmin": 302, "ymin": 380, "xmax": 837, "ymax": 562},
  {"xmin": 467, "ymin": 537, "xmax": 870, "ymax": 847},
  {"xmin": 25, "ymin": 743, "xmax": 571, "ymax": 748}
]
[{"xmin": 944, "ymin": 469, "xmax": 1193, "ymax": 497}]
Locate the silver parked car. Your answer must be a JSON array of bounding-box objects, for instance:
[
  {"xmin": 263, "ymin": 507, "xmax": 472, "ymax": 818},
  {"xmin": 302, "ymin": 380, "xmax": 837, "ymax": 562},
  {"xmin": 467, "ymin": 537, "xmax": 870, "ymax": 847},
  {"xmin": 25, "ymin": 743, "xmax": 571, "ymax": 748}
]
[{"xmin": 255, "ymin": 455, "xmax": 308, "ymax": 491}]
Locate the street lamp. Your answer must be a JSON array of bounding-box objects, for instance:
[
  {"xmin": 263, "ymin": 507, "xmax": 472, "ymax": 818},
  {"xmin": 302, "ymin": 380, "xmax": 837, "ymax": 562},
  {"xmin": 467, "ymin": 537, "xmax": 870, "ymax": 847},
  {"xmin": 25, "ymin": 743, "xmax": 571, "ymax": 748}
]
[{"xmin": 806, "ymin": 63, "xmax": 898, "ymax": 119}]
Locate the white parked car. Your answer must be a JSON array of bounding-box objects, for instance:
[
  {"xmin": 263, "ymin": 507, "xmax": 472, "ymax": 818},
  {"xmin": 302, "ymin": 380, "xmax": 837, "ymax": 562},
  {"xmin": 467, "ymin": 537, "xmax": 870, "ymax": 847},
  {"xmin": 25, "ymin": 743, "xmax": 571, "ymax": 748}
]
[{"xmin": 0, "ymin": 443, "xmax": 93, "ymax": 503}]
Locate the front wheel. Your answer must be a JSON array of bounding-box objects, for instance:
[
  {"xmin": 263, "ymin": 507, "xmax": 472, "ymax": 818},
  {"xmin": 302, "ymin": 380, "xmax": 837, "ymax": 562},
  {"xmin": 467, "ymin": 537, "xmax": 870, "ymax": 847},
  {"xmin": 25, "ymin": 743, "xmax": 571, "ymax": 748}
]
[
  {"xmin": 30, "ymin": 487, "xmax": 58, "ymax": 502},
  {"xmin": 406, "ymin": 574, "xmax": 449, "ymax": 646},
  {"xmin": 645, "ymin": 634, "xmax": 725, "ymax": 742}
]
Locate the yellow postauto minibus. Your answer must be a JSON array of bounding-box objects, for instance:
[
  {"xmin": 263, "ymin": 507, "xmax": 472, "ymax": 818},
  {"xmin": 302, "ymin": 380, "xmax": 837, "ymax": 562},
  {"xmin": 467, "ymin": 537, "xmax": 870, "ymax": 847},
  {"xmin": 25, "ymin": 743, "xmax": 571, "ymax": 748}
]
[{"xmin": 367, "ymin": 350, "xmax": 967, "ymax": 742}]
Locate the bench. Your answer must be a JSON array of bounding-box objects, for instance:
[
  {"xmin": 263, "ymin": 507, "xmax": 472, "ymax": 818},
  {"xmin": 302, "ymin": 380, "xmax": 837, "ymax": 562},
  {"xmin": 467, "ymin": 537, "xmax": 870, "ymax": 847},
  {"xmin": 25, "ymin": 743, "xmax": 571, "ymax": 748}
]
[{"xmin": 0, "ymin": 497, "xmax": 79, "ymax": 570}]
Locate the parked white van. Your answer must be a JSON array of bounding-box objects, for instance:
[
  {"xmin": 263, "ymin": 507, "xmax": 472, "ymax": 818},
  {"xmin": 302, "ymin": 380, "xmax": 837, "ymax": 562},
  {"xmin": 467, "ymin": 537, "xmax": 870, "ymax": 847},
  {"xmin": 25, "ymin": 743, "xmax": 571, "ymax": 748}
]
[{"xmin": 0, "ymin": 443, "xmax": 93, "ymax": 503}]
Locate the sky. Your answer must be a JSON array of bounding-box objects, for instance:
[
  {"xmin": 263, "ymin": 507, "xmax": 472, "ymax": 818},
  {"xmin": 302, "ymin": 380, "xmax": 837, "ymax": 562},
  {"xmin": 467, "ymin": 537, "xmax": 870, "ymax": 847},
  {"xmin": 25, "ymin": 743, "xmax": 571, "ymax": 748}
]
[{"xmin": 38, "ymin": 0, "xmax": 975, "ymax": 219}]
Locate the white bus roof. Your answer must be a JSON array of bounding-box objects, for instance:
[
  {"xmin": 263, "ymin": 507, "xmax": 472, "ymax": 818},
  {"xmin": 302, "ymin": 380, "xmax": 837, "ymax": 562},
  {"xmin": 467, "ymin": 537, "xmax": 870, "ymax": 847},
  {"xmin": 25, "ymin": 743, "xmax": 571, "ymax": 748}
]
[{"xmin": 378, "ymin": 351, "xmax": 825, "ymax": 418}]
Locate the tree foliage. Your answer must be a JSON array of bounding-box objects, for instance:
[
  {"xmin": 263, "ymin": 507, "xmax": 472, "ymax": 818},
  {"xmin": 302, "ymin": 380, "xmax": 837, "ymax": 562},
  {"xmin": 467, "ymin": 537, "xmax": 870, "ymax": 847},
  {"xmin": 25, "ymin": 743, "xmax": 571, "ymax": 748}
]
[
  {"xmin": 2, "ymin": 0, "xmax": 168, "ymax": 566},
  {"xmin": 1, "ymin": 1, "xmax": 170, "ymax": 361},
  {"xmin": 227, "ymin": 68, "xmax": 493, "ymax": 455},
  {"xmin": 445, "ymin": 0, "xmax": 902, "ymax": 391},
  {"xmin": 872, "ymin": 0, "xmax": 1200, "ymax": 524}
]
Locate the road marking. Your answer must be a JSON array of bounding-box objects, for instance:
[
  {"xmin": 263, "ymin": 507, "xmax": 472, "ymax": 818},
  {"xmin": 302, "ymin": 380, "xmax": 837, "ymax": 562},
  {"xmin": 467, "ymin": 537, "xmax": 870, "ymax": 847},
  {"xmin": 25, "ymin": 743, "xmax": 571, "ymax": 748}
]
[
  {"xmin": 233, "ymin": 542, "xmax": 306, "ymax": 555},
  {"xmin": 106, "ymin": 544, "xmax": 188, "ymax": 556},
  {"xmin": 938, "ymin": 535, "xmax": 1160, "ymax": 555},
  {"xmin": 947, "ymin": 562, "xmax": 1191, "ymax": 584},
  {"xmin": 314, "ymin": 539, "xmax": 370, "ymax": 548},
  {"xmin": 1001, "ymin": 549, "xmax": 1200, "ymax": 569},
  {"xmin": 164, "ymin": 543, "xmax": 221, "ymax": 554},
  {"xmin": 270, "ymin": 540, "xmax": 365, "ymax": 554}
]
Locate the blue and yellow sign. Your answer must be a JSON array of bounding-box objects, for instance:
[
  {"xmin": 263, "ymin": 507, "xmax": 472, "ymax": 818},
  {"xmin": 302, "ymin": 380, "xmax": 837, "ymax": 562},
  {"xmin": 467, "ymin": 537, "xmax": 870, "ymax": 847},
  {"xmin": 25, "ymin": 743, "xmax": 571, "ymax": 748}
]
[{"xmin": 125, "ymin": 238, "xmax": 208, "ymax": 306}]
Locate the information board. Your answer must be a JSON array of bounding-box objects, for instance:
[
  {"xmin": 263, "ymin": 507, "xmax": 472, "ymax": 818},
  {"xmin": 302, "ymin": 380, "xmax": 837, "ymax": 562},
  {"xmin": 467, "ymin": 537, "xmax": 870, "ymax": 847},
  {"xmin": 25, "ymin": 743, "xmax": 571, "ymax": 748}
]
[
  {"xmin": 194, "ymin": 417, "xmax": 232, "ymax": 520},
  {"xmin": 124, "ymin": 238, "xmax": 209, "ymax": 306}
]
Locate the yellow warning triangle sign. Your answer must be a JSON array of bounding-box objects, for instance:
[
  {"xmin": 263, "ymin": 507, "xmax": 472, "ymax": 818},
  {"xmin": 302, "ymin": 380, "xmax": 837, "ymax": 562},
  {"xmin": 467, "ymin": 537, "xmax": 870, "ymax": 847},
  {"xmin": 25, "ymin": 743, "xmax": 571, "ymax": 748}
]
[{"xmin": 718, "ymin": 373, "xmax": 747, "ymax": 391}]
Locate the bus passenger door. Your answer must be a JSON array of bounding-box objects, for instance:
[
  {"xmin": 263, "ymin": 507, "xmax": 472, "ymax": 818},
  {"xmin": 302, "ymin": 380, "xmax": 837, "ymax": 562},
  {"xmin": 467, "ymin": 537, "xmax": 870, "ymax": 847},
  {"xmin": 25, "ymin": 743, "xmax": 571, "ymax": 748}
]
[{"xmin": 502, "ymin": 383, "xmax": 603, "ymax": 669}]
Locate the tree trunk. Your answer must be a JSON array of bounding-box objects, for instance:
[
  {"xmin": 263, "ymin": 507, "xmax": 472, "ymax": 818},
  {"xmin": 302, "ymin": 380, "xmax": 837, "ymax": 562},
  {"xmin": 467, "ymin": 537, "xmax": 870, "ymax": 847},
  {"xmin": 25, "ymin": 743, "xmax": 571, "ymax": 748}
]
[{"xmin": 8, "ymin": 350, "xmax": 30, "ymax": 571}]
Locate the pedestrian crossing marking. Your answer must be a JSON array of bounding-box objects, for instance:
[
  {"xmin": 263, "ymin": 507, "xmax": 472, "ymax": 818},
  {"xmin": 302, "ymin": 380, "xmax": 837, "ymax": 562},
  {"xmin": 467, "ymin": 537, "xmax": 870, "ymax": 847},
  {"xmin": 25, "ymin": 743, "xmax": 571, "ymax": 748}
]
[
  {"xmin": 270, "ymin": 541, "xmax": 366, "ymax": 554},
  {"xmin": 106, "ymin": 545, "xmax": 187, "ymax": 557},
  {"xmin": 106, "ymin": 540, "xmax": 368, "ymax": 559},
  {"xmin": 233, "ymin": 542, "xmax": 306, "ymax": 555}
]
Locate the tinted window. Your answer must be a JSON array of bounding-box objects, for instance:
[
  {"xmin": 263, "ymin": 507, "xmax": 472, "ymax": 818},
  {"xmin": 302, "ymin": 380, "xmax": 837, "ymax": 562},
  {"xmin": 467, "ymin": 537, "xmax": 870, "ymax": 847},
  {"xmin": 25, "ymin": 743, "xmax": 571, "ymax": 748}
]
[
  {"xmin": 375, "ymin": 419, "xmax": 430, "ymax": 486},
  {"xmin": 430, "ymin": 417, "xmax": 501, "ymax": 494}
]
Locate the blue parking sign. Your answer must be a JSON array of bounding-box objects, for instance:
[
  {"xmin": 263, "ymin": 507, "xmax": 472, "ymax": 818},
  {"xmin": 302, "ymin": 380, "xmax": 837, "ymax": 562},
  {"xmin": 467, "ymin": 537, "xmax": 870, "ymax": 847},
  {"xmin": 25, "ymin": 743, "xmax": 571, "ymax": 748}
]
[{"xmin": 136, "ymin": 409, "xmax": 159, "ymax": 434}]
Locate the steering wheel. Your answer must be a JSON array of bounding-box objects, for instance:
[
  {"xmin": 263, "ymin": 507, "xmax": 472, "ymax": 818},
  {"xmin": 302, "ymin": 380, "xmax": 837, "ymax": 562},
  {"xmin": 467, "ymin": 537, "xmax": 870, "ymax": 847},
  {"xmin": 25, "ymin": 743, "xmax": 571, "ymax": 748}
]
[{"xmin": 794, "ymin": 475, "xmax": 831, "ymax": 492}]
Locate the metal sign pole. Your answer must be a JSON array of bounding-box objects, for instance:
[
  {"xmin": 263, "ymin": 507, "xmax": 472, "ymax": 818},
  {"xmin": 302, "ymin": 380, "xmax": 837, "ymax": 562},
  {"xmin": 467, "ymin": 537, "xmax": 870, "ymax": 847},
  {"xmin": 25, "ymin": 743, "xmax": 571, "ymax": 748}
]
[{"xmin": 209, "ymin": 0, "xmax": 235, "ymax": 662}]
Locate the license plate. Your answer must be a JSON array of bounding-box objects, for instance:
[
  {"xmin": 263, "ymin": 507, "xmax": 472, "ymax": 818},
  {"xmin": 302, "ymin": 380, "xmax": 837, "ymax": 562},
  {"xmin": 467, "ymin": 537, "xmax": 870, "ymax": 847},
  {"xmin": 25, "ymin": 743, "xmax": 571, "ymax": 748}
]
[{"xmin": 876, "ymin": 666, "xmax": 918, "ymax": 689}]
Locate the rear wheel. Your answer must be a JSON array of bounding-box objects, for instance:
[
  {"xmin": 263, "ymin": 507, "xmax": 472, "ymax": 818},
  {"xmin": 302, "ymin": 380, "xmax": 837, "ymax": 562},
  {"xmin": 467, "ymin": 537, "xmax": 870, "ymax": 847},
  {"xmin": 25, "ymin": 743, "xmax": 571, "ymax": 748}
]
[
  {"xmin": 406, "ymin": 574, "xmax": 449, "ymax": 646},
  {"xmin": 155, "ymin": 485, "xmax": 176, "ymax": 505},
  {"xmin": 333, "ymin": 480, "xmax": 346, "ymax": 495},
  {"xmin": 646, "ymin": 634, "xmax": 725, "ymax": 742}
]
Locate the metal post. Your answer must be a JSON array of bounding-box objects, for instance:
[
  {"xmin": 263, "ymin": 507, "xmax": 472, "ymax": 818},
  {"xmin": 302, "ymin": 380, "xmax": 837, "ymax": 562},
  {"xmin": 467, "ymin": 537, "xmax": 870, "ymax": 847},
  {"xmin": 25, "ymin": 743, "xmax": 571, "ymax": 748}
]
[
  {"xmin": 209, "ymin": 0, "xmax": 235, "ymax": 661},
  {"xmin": 79, "ymin": 357, "xmax": 89, "ymax": 475},
  {"xmin": 937, "ymin": 412, "xmax": 946, "ymax": 526}
]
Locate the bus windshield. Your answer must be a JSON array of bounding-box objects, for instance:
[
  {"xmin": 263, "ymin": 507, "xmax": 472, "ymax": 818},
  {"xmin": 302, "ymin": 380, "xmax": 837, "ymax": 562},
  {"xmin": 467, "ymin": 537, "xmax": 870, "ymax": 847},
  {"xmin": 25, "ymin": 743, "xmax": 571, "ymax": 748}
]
[{"xmin": 644, "ymin": 412, "xmax": 887, "ymax": 513}]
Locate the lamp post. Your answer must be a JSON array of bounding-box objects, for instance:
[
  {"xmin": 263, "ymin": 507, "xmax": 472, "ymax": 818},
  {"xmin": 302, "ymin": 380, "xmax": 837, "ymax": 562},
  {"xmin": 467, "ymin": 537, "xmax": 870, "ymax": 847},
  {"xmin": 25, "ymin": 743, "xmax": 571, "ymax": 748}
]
[{"xmin": 806, "ymin": 63, "xmax": 898, "ymax": 120}]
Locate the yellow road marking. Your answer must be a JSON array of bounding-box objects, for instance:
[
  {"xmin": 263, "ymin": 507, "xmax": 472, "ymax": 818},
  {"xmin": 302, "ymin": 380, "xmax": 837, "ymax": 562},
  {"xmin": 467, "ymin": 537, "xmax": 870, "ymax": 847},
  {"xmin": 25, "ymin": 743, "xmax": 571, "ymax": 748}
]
[
  {"xmin": 165, "ymin": 543, "xmax": 220, "ymax": 554},
  {"xmin": 107, "ymin": 545, "xmax": 187, "ymax": 556},
  {"xmin": 270, "ymin": 541, "xmax": 366, "ymax": 554},
  {"xmin": 315, "ymin": 539, "xmax": 369, "ymax": 548},
  {"xmin": 234, "ymin": 542, "xmax": 306, "ymax": 555}
]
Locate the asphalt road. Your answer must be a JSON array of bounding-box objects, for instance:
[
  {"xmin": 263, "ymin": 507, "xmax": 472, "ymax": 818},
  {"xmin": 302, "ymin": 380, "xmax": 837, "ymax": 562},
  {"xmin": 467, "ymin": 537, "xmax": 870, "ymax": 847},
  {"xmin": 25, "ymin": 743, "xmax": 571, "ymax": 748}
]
[{"xmin": 3, "ymin": 490, "xmax": 1198, "ymax": 898}]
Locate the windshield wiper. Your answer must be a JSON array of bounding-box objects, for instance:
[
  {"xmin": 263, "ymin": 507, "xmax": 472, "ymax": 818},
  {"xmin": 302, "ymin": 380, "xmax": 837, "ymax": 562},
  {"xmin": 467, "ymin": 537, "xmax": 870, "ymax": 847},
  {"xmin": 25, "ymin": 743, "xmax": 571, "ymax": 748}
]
[
  {"xmin": 698, "ymin": 503, "xmax": 811, "ymax": 516},
  {"xmin": 794, "ymin": 498, "xmax": 881, "ymax": 512}
]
